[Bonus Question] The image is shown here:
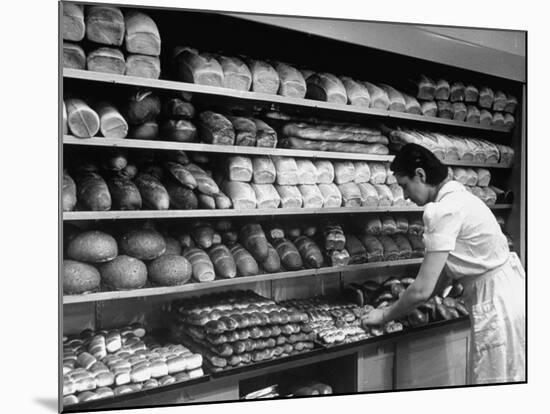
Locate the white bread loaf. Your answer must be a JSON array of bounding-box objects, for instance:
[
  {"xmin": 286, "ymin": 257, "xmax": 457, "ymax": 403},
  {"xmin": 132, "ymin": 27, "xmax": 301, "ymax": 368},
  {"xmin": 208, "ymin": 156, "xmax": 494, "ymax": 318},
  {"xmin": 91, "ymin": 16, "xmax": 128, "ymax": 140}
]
[
  {"xmin": 389, "ymin": 183, "xmax": 406, "ymax": 206},
  {"xmin": 188, "ymin": 367, "xmax": 204, "ymax": 378},
  {"xmin": 175, "ymin": 49, "xmax": 224, "ymax": 86},
  {"xmin": 252, "ymin": 157, "xmax": 276, "ymax": 184},
  {"xmin": 86, "ymin": 6, "xmax": 125, "ymax": 46},
  {"xmin": 306, "ymin": 72, "xmax": 347, "ymax": 104},
  {"xmin": 252, "ymin": 184, "xmax": 281, "ymax": 209},
  {"xmin": 338, "ymin": 182, "xmax": 362, "ymax": 207},
  {"xmin": 452, "ymin": 168, "xmax": 469, "ymax": 185},
  {"xmin": 403, "ymin": 93, "xmax": 422, "ymax": 115},
  {"xmin": 276, "ymin": 185, "xmax": 303, "ymax": 208},
  {"xmin": 450, "ymin": 82, "xmax": 466, "ymax": 102},
  {"xmin": 63, "ymin": 42, "xmax": 86, "ymax": 69},
  {"xmin": 295, "ymin": 159, "xmax": 317, "ymax": 185},
  {"xmin": 274, "ymin": 62, "xmax": 307, "ymax": 98},
  {"xmin": 87, "ymin": 47, "xmax": 126, "ymax": 74},
  {"xmin": 464, "ymin": 168, "xmax": 479, "ymax": 186},
  {"xmin": 218, "ymin": 55, "xmax": 252, "ymax": 91},
  {"xmin": 246, "ymin": 59, "xmax": 279, "ymax": 94},
  {"xmin": 466, "ymin": 105, "xmax": 481, "ymax": 124},
  {"xmin": 420, "ymin": 101, "xmax": 438, "ymax": 117},
  {"xmin": 504, "ymin": 113, "xmax": 515, "ymax": 130},
  {"xmin": 353, "ymin": 162, "xmax": 371, "ymax": 183},
  {"xmin": 385, "ymin": 164, "xmax": 397, "ymax": 185},
  {"xmin": 340, "ymin": 76, "xmax": 370, "ymax": 106},
  {"xmin": 476, "ymin": 168, "xmax": 491, "ymax": 187},
  {"xmin": 504, "ymin": 95, "xmax": 518, "ymax": 114},
  {"xmin": 492, "ymin": 91, "xmax": 507, "ymax": 112},
  {"xmin": 492, "ymin": 112, "xmax": 505, "ymax": 127},
  {"xmin": 333, "ymin": 161, "xmax": 356, "ymax": 184},
  {"xmin": 479, "ymin": 86, "xmax": 494, "ymax": 109},
  {"xmin": 479, "ymin": 109, "xmax": 493, "ymax": 125},
  {"xmin": 452, "ymin": 102, "xmax": 467, "ymax": 122},
  {"xmin": 363, "ymin": 82, "xmax": 390, "ymax": 109},
  {"xmin": 435, "ymin": 79, "xmax": 450, "ymax": 100},
  {"xmin": 65, "ymin": 98, "xmax": 100, "ymax": 138},
  {"xmin": 314, "ymin": 160, "xmax": 334, "ymax": 184},
  {"xmin": 298, "ymin": 185, "xmax": 323, "ymax": 208},
  {"xmin": 318, "ymin": 183, "xmax": 342, "ymax": 208},
  {"xmin": 63, "ymin": 3, "xmax": 85, "ymax": 41},
  {"xmin": 379, "ymin": 84, "xmax": 406, "ymax": 112},
  {"xmin": 227, "ymin": 156, "xmax": 253, "ymax": 182},
  {"xmin": 222, "ymin": 181, "xmax": 256, "ymax": 210},
  {"xmin": 416, "ymin": 75, "xmax": 436, "ymax": 100},
  {"xmin": 125, "ymin": 54, "xmax": 161, "ymax": 79},
  {"xmin": 357, "ymin": 182, "xmax": 379, "ymax": 206},
  {"xmin": 369, "ymin": 163, "xmax": 387, "ymax": 184},
  {"xmin": 273, "ymin": 156, "xmax": 299, "ymax": 185},
  {"xmin": 465, "ymin": 84, "xmax": 479, "ymax": 102},
  {"xmin": 374, "ymin": 184, "xmax": 393, "ymax": 206},
  {"xmin": 124, "ymin": 11, "xmax": 161, "ymax": 56},
  {"xmin": 95, "ymin": 102, "xmax": 128, "ymax": 138}
]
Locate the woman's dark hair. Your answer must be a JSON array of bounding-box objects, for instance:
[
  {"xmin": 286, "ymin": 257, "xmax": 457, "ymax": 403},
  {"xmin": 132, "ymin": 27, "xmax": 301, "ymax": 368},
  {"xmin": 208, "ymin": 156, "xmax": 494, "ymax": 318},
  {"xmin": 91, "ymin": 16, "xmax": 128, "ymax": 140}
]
[{"xmin": 390, "ymin": 143, "xmax": 448, "ymax": 185}]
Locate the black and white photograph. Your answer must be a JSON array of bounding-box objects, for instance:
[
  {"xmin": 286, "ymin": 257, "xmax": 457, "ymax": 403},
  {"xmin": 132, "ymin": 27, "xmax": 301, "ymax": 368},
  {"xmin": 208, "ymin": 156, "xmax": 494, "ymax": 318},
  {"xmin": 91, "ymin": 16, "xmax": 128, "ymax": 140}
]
[{"xmin": 7, "ymin": 1, "xmax": 547, "ymax": 413}]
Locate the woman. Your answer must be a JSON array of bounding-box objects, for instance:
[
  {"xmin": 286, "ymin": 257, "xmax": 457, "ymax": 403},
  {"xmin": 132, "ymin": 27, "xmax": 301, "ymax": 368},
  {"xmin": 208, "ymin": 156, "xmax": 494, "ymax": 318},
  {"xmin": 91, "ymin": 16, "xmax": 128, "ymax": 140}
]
[{"xmin": 361, "ymin": 143, "xmax": 525, "ymax": 385}]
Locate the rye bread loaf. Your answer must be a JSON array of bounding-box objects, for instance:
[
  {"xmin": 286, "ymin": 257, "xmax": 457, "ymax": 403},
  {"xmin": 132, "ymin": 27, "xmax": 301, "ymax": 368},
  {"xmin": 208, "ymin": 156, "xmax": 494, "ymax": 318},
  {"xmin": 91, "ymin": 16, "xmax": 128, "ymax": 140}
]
[
  {"xmin": 466, "ymin": 105, "xmax": 481, "ymax": 124},
  {"xmin": 479, "ymin": 109, "xmax": 492, "ymax": 126},
  {"xmin": 198, "ymin": 111, "xmax": 235, "ymax": 145},
  {"xmin": 66, "ymin": 99, "xmax": 100, "ymax": 138},
  {"xmin": 163, "ymin": 98, "xmax": 195, "ymax": 120},
  {"xmin": 217, "ymin": 55, "xmax": 252, "ymax": 91},
  {"xmin": 274, "ymin": 62, "xmax": 307, "ymax": 98},
  {"xmin": 226, "ymin": 116, "xmax": 256, "ymax": 146},
  {"xmin": 63, "ymin": 42, "xmax": 86, "ymax": 69},
  {"xmin": 130, "ymin": 121, "xmax": 158, "ymax": 139},
  {"xmin": 492, "ymin": 91, "xmax": 507, "ymax": 112},
  {"xmin": 436, "ymin": 100, "xmax": 453, "ymax": 119},
  {"xmin": 415, "ymin": 75, "xmax": 436, "ymax": 100},
  {"xmin": 464, "ymin": 84, "xmax": 479, "ymax": 103},
  {"xmin": 306, "ymin": 72, "xmax": 347, "ymax": 104},
  {"xmin": 478, "ymin": 87, "xmax": 494, "ymax": 109},
  {"xmin": 452, "ymin": 102, "xmax": 467, "ymax": 122},
  {"xmin": 63, "ymin": 260, "xmax": 101, "ymax": 294},
  {"xmin": 165, "ymin": 182, "xmax": 198, "ymax": 210},
  {"xmin": 503, "ymin": 113, "xmax": 515, "ymax": 130},
  {"xmin": 123, "ymin": 11, "xmax": 161, "ymax": 56},
  {"xmin": 420, "ymin": 101, "xmax": 438, "ymax": 117},
  {"xmin": 63, "ymin": 3, "xmax": 85, "ymax": 41},
  {"xmin": 449, "ymin": 82, "xmax": 465, "ymax": 102},
  {"xmin": 86, "ymin": 6, "xmax": 125, "ymax": 46},
  {"xmin": 163, "ymin": 236, "xmax": 182, "ymax": 255},
  {"xmin": 504, "ymin": 95, "xmax": 518, "ymax": 114},
  {"xmin": 492, "ymin": 112, "xmax": 505, "ymax": 127},
  {"xmin": 125, "ymin": 54, "xmax": 161, "ymax": 79},
  {"xmin": 100, "ymin": 255, "xmax": 148, "ymax": 290}
]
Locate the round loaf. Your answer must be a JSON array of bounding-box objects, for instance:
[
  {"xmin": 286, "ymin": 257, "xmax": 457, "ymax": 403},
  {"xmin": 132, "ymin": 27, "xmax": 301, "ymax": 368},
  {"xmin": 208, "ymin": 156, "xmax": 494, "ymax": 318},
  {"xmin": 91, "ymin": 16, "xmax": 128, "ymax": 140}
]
[
  {"xmin": 100, "ymin": 255, "xmax": 147, "ymax": 290},
  {"xmin": 163, "ymin": 236, "xmax": 181, "ymax": 255},
  {"xmin": 67, "ymin": 231, "xmax": 118, "ymax": 263},
  {"xmin": 119, "ymin": 229, "xmax": 166, "ymax": 260},
  {"xmin": 63, "ymin": 260, "xmax": 101, "ymax": 294},
  {"xmin": 147, "ymin": 255, "xmax": 192, "ymax": 286}
]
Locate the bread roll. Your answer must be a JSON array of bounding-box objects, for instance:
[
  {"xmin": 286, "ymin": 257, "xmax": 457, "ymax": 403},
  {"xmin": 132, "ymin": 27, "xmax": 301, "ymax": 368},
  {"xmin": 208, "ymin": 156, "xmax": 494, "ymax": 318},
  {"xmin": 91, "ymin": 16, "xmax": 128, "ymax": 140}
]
[
  {"xmin": 217, "ymin": 55, "xmax": 252, "ymax": 91},
  {"xmin": 63, "ymin": 42, "xmax": 86, "ymax": 69},
  {"xmin": 63, "ymin": 3, "xmax": 85, "ymax": 41},
  {"xmin": 62, "ymin": 171, "xmax": 77, "ymax": 212},
  {"xmin": 354, "ymin": 162, "xmax": 371, "ymax": 183},
  {"xmin": 252, "ymin": 118, "xmax": 277, "ymax": 148},
  {"xmin": 252, "ymin": 157, "xmax": 276, "ymax": 184},
  {"xmin": 338, "ymin": 182, "xmax": 362, "ymax": 207},
  {"xmin": 340, "ymin": 76, "xmax": 370, "ymax": 106},
  {"xmin": 108, "ymin": 176, "xmax": 142, "ymax": 210},
  {"xmin": 296, "ymin": 159, "xmax": 317, "ymax": 185},
  {"xmin": 420, "ymin": 101, "xmax": 438, "ymax": 117},
  {"xmin": 67, "ymin": 231, "xmax": 118, "ymax": 263},
  {"xmin": 126, "ymin": 54, "xmax": 161, "ymax": 79},
  {"xmin": 227, "ymin": 156, "xmax": 253, "ymax": 182},
  {"xmin": 135, "ymin": 173, "xmax": 170, "ymax": 209},
  {"xmin": 65, "ymin": 99, "xmax": 100, "ymax": 138},
  {"xmin": 274, "ymin": 62, "xmax": 307, "ymax": 98},
  {"xmin": 87, "ymin": 47, "xmax": 125, "ymax": 74},
  {"xmin": 230, "ymin": 243, "xmax": 259, "ymax": 276},
  {"xmin": 466, "ymin": 105, "xmax": 481, "ymax": 124},
  {"xmin": 184, "ymin": 248, "xmax": 215, "ymax": 282},
  {"xmin": 273, "ymin": 157, "xmax": 299, "ymax": 185},
  {"xmin": 273, "ymin": 238, "xmax": 303, "ymax": 270},
  {"xmin": 198, "ymin": 111, "xmax": 235, "ymax": 145},
  {"xmin": 299, "ymin": 185, "xmax": 323, "ymax": 208},
  {"xmin": 74, "ymin": 172, "xmax": 111, "ymax": 210},
  {"xmin": 479, "ymin": 87, "xmax": 494, "ymax": 109},
  {"xmin": 416, "ymin": 75, "xmax": 436, "ymax": 100},
  {"xmin": 480, "ymin": 109, "xmax": 492, "ymax": 126},
  {"xmin": 465, "ymin": 84, "xmax": 479, "ymax": 103},
  {"xmin": 314, "ymin": 160, "xmax": 334, "ymax": 184},
  {"xmin": 86, "ymin": 6, "xmax": 125, "ymax": 46},
  {"xmin": 148, "ymin": 255, "xmax": 192, "ymax": 286},
  {"xmin": 379, "ymin": 84, "xmax": 406, "ymax": 112},
  {"xmin": 318, "ymin": 183, "xmax": 342, "ymax": 208},
  {"xmin": 306, "ymin": 72, "xmax": 347, "ymax": 104},
  {"xmin": 124, "ymin": 90, "xmax": 161, "ymax": 125},
  {"xmin": 222, "ymin": 181, "xmax": 256, "ymax": 210},
  {"xmin": 357, "ymin": 182, "xmax": 379, "ymax": 206},
  {"xmin": 246, "ymin": 59, "xmax": 279, "ymax": 94},
  {"xmin": 452, "ymin": 102, "xmax": 467, "ymax": 122},
  {"xmin": 252, "ymin": 184, "xmax": 281, "ymax": 209},
  {"xmin": 63, "ymin": 260, "xmax": 101, "ymax": 294},
  {"xmin": 124, "ymin": 11, "xmax": 161, "ymax": 56},
  {"xmin": 363, "ymin": 82, "xmax": 390, "ymax": 109},
  {"xmin": 175, "ymin": 49, "xmax": 224, "ymax": 86},
  {"xmin": 276, "ymin": 185, "xmax": 303, "ymax": 208},
  {"xmin": 435, "ymin": 79, "xmax": 450, "ymax": 100},
  {"xmin": 100, "ymin": 255, "xmax": 148, "ymax": 290},
  {"xmin": 437, "ymin": 100, "xmax": 453, "ymax": 119}
]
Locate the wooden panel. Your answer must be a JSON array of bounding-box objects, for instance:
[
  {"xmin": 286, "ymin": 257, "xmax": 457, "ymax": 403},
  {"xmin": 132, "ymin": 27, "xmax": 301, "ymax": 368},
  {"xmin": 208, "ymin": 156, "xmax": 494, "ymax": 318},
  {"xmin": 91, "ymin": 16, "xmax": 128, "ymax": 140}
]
[
  {"xmin": 357, "ymin": 343, "xmax": 395, "ymax": 392},
  {"xmin": 394, "ymin": 326, "xmax": 470, "ymax": 389}
]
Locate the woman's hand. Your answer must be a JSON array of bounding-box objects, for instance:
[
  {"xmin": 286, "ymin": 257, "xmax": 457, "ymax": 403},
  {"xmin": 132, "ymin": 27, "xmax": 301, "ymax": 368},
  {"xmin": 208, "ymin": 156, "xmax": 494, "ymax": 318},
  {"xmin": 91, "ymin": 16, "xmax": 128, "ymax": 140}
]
[{"xmin": 361, "ymin": 308, "xmax": 386, "ymax": 327}]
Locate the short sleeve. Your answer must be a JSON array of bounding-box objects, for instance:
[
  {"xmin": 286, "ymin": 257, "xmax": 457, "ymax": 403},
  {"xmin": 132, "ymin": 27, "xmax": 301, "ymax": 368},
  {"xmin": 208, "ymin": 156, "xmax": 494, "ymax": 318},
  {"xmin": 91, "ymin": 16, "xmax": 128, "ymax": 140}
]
[{"xmin": 422, "ymin": 202, "xmax": 463, "ymax": 252}]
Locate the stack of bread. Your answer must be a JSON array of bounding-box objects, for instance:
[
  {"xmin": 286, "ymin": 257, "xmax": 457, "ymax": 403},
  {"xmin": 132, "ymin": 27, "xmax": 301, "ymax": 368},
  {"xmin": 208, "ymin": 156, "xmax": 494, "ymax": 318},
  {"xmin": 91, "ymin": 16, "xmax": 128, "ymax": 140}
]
[
  {"xmin": 62, "ymin": 4, "xmax": 161, "ymax": 79},
  {"xmin": 412, "ymin": 75, "xmax": 517, "ymax": 130},
  {"xmin": 62, "ymin": 323, "xmax": 203, "ymax": 406},
  {"xmin": 170, "ymin": 290, "xmax": 315, "ymax": 371},
  {"xmin": 388, "ymin": 127, "xmax": 515, "ymax": 167},
  {"xmin": 447, "ymin": 167, "xmax": 499, "ymax": 205}
]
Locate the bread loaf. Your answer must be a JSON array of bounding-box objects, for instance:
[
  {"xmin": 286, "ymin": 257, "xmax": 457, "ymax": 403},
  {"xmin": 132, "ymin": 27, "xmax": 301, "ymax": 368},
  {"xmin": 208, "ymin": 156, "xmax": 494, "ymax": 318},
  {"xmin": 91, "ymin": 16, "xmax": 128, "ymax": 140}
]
[
  {"xmin": 340, "ymin": 76, "xmax": 370, "ymax": 106},
  {"xmin": 164, "ymin": 162, "xmax": 197, "ymax": 189},
  {"xmin": 246, "ymin": 59, "xmax": 279, "ymax": 94},
  {"xmin": 437, "ymin": 100, "xmax": 453, "ymax": 119},
  {"xmin": 357, "ymin": 182, "xmax": 379, "ymax": 206},
  {"xmin": 403, "ymin": 93, "xmax": 422, "ymax": 115},
  {"xmin": 184, "ymin": 248, "xmax": 215, "ymax": 282},
  {"xmin": 492, "ymin": 90, "xmax": 507, "ymax": 112},
  {"xmin": 479, "ymin": 87, "xmax": 494, "ymax": 109},
  {"xmin": 281, "ymin": 136, "xmax": 389, "ymax": 154},
  {"xmin": 294, "ymin": 236, "xmax": 324, "ymax": 268},
  {"xmin": 369, "ymin": 163, "xmax": 387, "ymax": 185},
  {"xmin": 504, "ymin": 113, "xmax": 515, "ymax": 130},
  {"xmin": 240, "ymin": 223, "xmax": 269, "ymax": 261},
  {"xmin": 374, "ymin": 184, "xmax": 393, "ymax": 206},
  {"xmin": 407, "ymin": 234, "xmax": 424, "ymax": 257},
  {"xmin": 480, "ymin": 109, "xmax": 492, "ymax": 126},
  {"xmin": 314, "ymin": 160, "xmax": 334, "ymax": 184},
  {"xmin": 198, "ymin": 111, "xmax": 235, "ymax": 145},
  {"xmin": 63, "ymin": 260, "xmax": 101, "ymax": 294},
  {"xmin": 148, "ymin": 255, "xmax": 192, "ymax": 286},
  {"xmin": 252, "ymin": 183, "xmax": 281, "ymax": 209},
  {"xmin": 217, "ymin": 55, "xmax": 252, "ymax": 91},
  {"xmin": 389, "ymin": 183, "xmax": 405, "ymax": 206},
  {"xmin": 260, "ymin": 242, "xmax": 281, "ymax": 273},
  {"xmin": 323, "ymin": 223, "xmax": 346, "ymax": 251},
  {"xmin": 272, "ymin": 157, "xmax": 299, "ymax": 185},
  {"xmin": 135, "ymin": 173, "xmax": 170, "ymax": 209},
  {"xmin": 130, "ymin": 121, "xmax": 158, "ymax": 139},
  {"xmin": 421, "ymin": 101, "xmax": 438, "ymax": 117},
  {"xmin": 449, "ymin": 82, "xmax": 465, "ymax": 102},
  {"xmin": 393, "ymin": 215, "xmax": 408, "ymax": 234},
  {"xmin": 338, "ymin": 182, "xmax": 362, "ymax": 207},
  {"xmin": 464, "ymin": 84, "xmax": 479, "ymax": 102},
  {"xmin": 378, "ymin": 235, "xmax": 400, "ymax": 261},
  {"xmin": 273, "ymin": 238, "xmax": 303, "ymax": 270},
  {"xmin": 274, "ymin": 62, "xmax": 307, "ymax": 98},
  {"xmin": 306, "ymin": 72, "xmax": 347, "ymax": 104},
  {"xmin": 108, "ymin": 176, "xmax": 142, "ymax": 210},
  {"xmin": 385, "ymin": 164, "xmax": 397, "ymax": 185},
  {"xmin": 492, "ymin": 112, "xmax": 505, "ymax": 127},
  {"xmin": 87, "ymin": 47, "xmax": 125, "ymax": 74},
  {"xmin": 225, "ymin": 156, "xmax": 253, "ymax": 182},
  {"xmin": 66, "ymin": 99, "xmax": 100, "ymax": 138},
  {"xmin": 408, "ymin": 218, "xmax": 424, "ymax": 235},
  {"xmin": 504, "ymin": 95, "xmax": 518, "ymax": 114},
  {"xmin": 416, "ymin": 75, "xmax": 436, "ymax": 100},
  {"xmin": 124, "ymin": 11, "xmax": 161, "ymax": 56},
  {"xmin": 166, "ymin": 182, "xmax": 198, "ymax": 210},
  {"xmin": 222, "ymin": 181, "xmax": 256, "ymax": 209},
  {"xmin": 163, "ymin": 237, "xmax": 181, "ymax": 255},
  {"xmin": 435, "ymin": 79, "xmax": 450, "ymax": 100},
  {"xmin": 229, "ymin": 243, "xmax": 259, "ymax": 276},
  {"xmin": 86, "ymin": 6, "xmax": 125, "ymax": 46},
  {"xmin": 359, "ymin": 235, "xmax": 384, "ymax": 262},
  {"xmin": 363, "ymin": 82, "xmax": 390, "ymax": 109},
  {"xmin": 353, "ymin": 161, "xmax": 371, "ymax": 183},
  {"xmin": 379, "ymin": 84, "xmax": 406, "ymax": 112},
  {"xmin": 252, "ymin": 118, "xmax": 277, "ymax": 148},
  {"xmin": 318, "ymin": 183, "xmax": 342, "ymax": 208},
  {"xmin": 225, "ymin": 116, "xmax": 256, "ymax": 146},
  {"xmin": 299, "ymin": 184, "xmax": 323, "ymax": 208},
  {"xmin": 120, "ymin": 228, "xmax": 166, "ymax": 260},
  {"xmin": 380, "ymin": 215, "xmax": 398, "ymax": 235},
  {"xmin": 466, "ymin": 105, "xmax": 481, "ymax": 124},
  {"xmin": 192, "ymin": 224, "xmax": 215, "ymax": 249},
  {"xmin": 75, "ymin": 172, "xmax": 111, "ymax": 210},
  {"xmin": 359, "ymin": 217, "xmax": 381, "ymax": 235},
  {"xmin": 295, "ymin": 159, "xmax": 317, "ymax": 185},
  {"xmin": 480, "ymin": 187, "xmax": 497, "ymax": 205},
  {"xmin": 345, "ymin": 234, "xmax": 367, "ymax": 264},
  {"xmin": 63, "ymin": 3, "xmax": 85, "ymax": 41},
  {"xmin": 93, "ymin": 102, "xmax": 128, "ymax": 139},
  {"xmin": 63, "ymin": 171, "xmax": 77, "ymax": 211},
  {"xmin": 124, "ymin": 90, "xmax": 161, "ymax": 125},
  {"xmin": 125, "ymin": 54, "xmax": 161, "ymax": 79},
  {"xmin": 281, "ymin": 122, "xmax": 388, "ymax": 144},
  {"xmin": 452, "ymin": 102, "xmax": 467, "ymax": 122},
  {"xmin": 63, "ymin": 42, "xmax": 86, "ymax": 69},
  {"xmin": 175, "ymin": 49, "xmax": 223, "ymax": 86},
  {"xmin": 100, "ymin": 255, "xmax": 148, "ymax": 290},
  {"xmin": 276, "ymin": 185, "xmax": 303, "ymax": 208},
  {"xmin": 333, "ymin": 161, "xmax": 356, "ymax": 184},
  {"xmin": 475, "ymin": 168, "xmax": 491, "ymax": 187},
  {"xmin": 252, "ymin": 157, "xmax": 276, "ymax": 184},
  {"xmin": 208, "ymin": 245, "xmax": 237, "ymax": 279}
]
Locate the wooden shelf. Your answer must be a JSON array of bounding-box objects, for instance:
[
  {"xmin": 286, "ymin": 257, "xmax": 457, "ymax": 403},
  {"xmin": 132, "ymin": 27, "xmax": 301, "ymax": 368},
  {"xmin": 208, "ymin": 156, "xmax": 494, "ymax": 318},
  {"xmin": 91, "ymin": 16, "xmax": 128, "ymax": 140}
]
[
  {"xmin": 63, "ymin": 259, "xmax": 423, "ymax": 304},
  {"xmin": 63, "ymin": 204, "xmax": 512, "ymax": 221},
  {"xmin": 63, "ymin": 69, "xmax": 511, "ymax": 134},
  {"xmin": 63, "ymin": 136, "xmax": 513, "ymax": 169}
]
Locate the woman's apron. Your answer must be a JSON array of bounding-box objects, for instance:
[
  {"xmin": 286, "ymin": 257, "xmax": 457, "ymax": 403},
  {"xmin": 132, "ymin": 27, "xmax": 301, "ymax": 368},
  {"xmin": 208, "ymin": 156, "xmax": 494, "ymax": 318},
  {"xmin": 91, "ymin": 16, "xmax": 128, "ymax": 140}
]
[{"xmin": 459, "ymin": 252, "xmax": 526, "ymax": 384}]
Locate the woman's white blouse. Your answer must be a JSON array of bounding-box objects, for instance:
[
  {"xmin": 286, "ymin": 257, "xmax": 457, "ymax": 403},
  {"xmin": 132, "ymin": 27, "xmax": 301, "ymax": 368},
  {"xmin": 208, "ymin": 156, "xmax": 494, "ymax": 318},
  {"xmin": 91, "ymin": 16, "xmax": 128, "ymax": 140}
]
[{"xmin": 422, "ymin": 180, "xmax": 509, "ymax": 279}]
